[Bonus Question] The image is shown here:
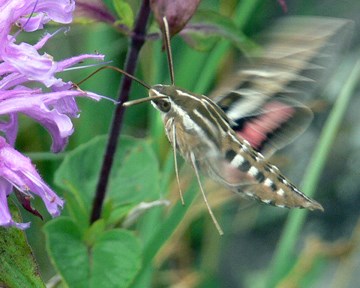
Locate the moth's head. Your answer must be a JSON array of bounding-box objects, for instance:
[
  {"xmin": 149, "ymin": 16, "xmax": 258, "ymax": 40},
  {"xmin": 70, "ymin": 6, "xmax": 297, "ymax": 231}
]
[{"xmin": 149, "ymin": 84, "xmax": 175, "ymax": 114}]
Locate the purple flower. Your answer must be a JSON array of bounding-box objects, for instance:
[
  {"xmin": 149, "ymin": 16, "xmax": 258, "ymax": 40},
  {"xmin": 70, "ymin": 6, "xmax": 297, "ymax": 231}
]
[
  {"xmin": 0, "ymin": 137, "xmax": 64, "ymax": 229},
  {"xmin": 0, "ymin": 0, "xmax": 108, "ymax": 228}
]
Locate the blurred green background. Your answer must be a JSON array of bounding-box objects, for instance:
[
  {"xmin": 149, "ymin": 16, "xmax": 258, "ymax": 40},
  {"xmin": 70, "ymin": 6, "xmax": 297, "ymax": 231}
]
[{"xmin": 16, "ymin": 0, "xmax": 360, "ymax": 287}]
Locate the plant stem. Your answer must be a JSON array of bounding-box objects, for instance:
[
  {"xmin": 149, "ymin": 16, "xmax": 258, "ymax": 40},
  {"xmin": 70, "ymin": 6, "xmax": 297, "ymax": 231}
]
[{"xmin": 90, "ymin": 0, "xmax": 151, "ymax": 224}]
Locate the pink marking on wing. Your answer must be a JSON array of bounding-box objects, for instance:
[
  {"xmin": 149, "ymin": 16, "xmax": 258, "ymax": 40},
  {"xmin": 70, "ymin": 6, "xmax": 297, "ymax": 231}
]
[{"xmin": 236, "ymin": 102, "xmax": 295, "ymax": 149}]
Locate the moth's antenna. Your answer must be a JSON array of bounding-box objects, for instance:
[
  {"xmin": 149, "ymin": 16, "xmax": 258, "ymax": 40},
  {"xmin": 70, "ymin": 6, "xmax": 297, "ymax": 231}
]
[
  {"xmin": 190, "ymin": 153, "xmax": 224, "ymax": 235},
  {"xmin": 76, "ymin": 65, "xmax": 151, "ymax": 90},
  {"xmin": 172, "ymin": 121, "xmax": 185, "ymax": 205},
  {"xmin": 162, "ymin": 17, "xmax": 175, "ymax": 86},
  {"xmin": 123, "ymin": 95, "xmax": 167, "ymax": 107}
]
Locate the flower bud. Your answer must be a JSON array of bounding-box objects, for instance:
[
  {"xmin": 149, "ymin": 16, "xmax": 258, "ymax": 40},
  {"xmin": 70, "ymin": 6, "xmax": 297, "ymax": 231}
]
[{"xmin": 150, "ymin": 0, "xmax": 201, "ymax": 36}]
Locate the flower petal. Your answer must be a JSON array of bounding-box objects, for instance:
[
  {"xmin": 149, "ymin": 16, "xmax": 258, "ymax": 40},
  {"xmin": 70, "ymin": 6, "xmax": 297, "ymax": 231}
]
[
  {"xmin": 16, "ymin": 0, "xmax": 75, "ymax": 31},
  {"xmin": 0, "ymin": 114, "xmax": 18, "ymax": 146},
  {"xmin": 0, "ymin": 137, "xmax": 64, "ymax": 218},
  {"xmin": 58, "ymin": 54, "xmax": 105, "ymax": 70},
  {"xmin": 0, "ymin": 88, "xmax": 106, "ymax": 151},
  {"xmin": 2, "ymin": 40, "xmax": 60, "ymax": 87},
  {"xmin": 0, "ymin": 178, "xmax": 30, "ymax": 229}
]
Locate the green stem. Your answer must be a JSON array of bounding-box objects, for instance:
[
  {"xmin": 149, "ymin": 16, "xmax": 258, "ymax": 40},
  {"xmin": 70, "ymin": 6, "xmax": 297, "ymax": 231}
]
[{"xmin": 90, "ymin": 0, "xmax": 151, "ymax": 224}]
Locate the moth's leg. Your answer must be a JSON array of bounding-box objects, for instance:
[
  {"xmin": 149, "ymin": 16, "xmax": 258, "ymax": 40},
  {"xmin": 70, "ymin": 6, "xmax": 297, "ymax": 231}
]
[
  {"xmin": 190, "ymin": 152, "xmax": 224, "ymax": 235},
  {"xmin": 172, "ymin": 123, "xmax": 185, "ymax": 205}
]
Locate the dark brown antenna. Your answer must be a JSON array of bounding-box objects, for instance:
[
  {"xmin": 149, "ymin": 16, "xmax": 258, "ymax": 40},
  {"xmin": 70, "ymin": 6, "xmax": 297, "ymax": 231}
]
[
  {"xmin": 76, "ymin": 65, "xmax": 151, "ymax": 90},
  {"xmin": 162, "ymin": 17, "xmax": 175, "ymax": 86}
]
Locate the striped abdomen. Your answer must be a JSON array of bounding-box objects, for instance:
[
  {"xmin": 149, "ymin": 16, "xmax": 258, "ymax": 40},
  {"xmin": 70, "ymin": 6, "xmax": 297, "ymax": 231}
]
[{"xmin": 223, "ymin": 130, "xmax": 323, "ymax": 211}]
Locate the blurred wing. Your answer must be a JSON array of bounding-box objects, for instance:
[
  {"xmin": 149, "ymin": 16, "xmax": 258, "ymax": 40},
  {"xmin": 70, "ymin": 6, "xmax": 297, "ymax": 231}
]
[{"xmin": 211, "ymin": 17, "xmax": 351, "ymax": 157}]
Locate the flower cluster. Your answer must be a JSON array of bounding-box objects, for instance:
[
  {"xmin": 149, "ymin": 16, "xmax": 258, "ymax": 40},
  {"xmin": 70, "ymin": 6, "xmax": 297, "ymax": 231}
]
[{"xmin": 0, "ymin": 0, "xmax": 104, "ymax": 228}]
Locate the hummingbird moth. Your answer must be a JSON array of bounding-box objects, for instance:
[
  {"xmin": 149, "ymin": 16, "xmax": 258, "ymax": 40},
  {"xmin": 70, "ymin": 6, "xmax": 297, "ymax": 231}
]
[{"xmin": 121, "ymin": 16, "xmax": 349, "ymax": 234}]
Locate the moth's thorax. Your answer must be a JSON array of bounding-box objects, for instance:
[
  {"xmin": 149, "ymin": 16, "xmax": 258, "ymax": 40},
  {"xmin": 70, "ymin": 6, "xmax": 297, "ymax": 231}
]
[
  {"xmin": 149, "ymin": 85, "xmax": 203, "ymax": 106},
  {"xmin": 149, "ymin": 84, "xmax": 232, "ymax": 164},
  {"xmin": 149, "ymin": 84, "xmax": 209, "ymax": 129}
]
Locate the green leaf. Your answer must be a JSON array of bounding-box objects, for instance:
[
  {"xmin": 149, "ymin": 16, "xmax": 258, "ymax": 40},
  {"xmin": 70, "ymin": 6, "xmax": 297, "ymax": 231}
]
[
  {"xmin": 45, "ymin": 218, "xmax": 88, "ymax": 288},
  {"xmin": 91, "ymin": 229, "xmax": 142, "ymax": 287},
  {"xmin": 102, "ymin": 202, "xmax": 135, "ymax": 227},
  {"xmin": 131, "ymin": 179, "xmax": 199, "ymax": 288},
  {"xmin": 113, "ymin": 0, "xmax": 134, "ymax": 28},
  {"xmin": 183, "ymin": 10, "xmax": 257, "ymax": 53},
  {"xmin": 44, "ymin": 217, "xmax": 142, "ymax": 288},
  {"xmin": 107, "ymin": 139, "xmax": 160, "ymax": 204},
  {"xmin": 54, "ymin": 135, "xmax": 160, "ymax": 227},
  {"xmin": 83, "ymin": 219, "xmax": 106, "ymax": 246},
  {"xmin": 0, "ymin": 200, "xmax": 45, "ymax": 288}
]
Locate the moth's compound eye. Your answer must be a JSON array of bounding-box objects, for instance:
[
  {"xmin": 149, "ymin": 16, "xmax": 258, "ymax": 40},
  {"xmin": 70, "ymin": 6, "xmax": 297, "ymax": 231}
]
[{"xmin": 156, "ymin": 99, "xmax": 171, "ymax": 112}]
